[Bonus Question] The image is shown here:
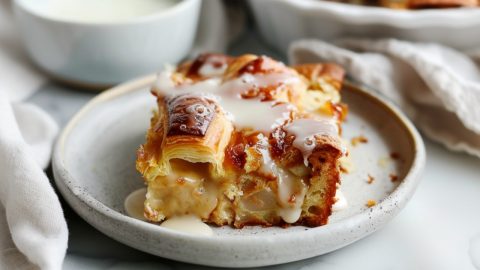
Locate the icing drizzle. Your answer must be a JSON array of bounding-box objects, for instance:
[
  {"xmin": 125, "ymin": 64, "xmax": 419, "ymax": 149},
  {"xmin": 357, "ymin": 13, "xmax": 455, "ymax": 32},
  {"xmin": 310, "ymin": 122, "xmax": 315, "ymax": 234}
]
[
  {"xmin": 154, "ymin": 69, "xmax": 300, "ymax": 133},
  {"xmin": 152, "ymin": 57, "xmax": 343, "ymax": 224},
  {"xmin": 284, "ymin": 118, "xmax": 340, "ymax": 166}
]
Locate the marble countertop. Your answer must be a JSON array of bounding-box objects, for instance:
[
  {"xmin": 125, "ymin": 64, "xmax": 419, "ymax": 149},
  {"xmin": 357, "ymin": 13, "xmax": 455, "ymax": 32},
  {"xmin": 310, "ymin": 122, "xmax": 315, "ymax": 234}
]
[{"xmin": 28, "ymin": 32, "xmax": 480, "ymax": 270}]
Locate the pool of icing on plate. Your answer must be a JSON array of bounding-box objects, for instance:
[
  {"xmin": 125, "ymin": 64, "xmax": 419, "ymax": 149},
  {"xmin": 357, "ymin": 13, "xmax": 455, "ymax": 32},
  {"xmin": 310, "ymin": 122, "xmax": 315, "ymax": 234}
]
[
  {"xmin": 124, "ymin": 186, "xmax": 347, "ymax": 235},
  {"xmin": 35, "ymin": 0, "xmax": 179, "ymax": 23},
  {"xmin": 124, "ymin": 188, "xmax": 213, "ymax": 236}
]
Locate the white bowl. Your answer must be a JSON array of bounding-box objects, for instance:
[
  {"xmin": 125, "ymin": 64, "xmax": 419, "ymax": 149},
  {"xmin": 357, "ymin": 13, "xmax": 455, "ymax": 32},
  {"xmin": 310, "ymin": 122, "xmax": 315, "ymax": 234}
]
[
  {"xmin": 13, "ymin": 0, "xmax": 201, "ymax": 87},
  {"xmin": 52, "ymin": 74, "xmax": 425, "ymax": 267},
  {"xmin": 249, "ymin": 0, "xmax": 480, "ymax": 52}
]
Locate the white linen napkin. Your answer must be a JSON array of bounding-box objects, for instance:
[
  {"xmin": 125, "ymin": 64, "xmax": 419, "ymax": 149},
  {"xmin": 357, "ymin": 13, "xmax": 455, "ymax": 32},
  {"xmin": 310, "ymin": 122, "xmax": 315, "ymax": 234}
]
[
  {"xmin": 1, "ymin": 0, "xmax": 68, "ymax": 269},
  {"xmin": 289, "ymin": 39, "xmax": 480, "ymax": 158},
  {"xmin": 0, "ymin": 97, "xmax": 67, "ymax": 270}
]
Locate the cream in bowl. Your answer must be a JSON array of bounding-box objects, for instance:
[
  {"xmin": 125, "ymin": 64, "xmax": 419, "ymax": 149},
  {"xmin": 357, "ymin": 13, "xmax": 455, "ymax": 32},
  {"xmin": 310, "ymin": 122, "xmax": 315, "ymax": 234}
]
[
  {"xmin": 13, "ymin": 0, "xmax": 201, "ymax": 87},
  {"xmin": 38, "ymin": 0, "xmax": 180, "ymax": 23}
]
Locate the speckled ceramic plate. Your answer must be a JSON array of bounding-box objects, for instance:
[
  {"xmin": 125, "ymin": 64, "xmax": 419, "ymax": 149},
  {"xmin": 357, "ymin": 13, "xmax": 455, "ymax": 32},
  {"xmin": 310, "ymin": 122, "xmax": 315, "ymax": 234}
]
[{"xmin": 52, "ymin": 74, "xmax": 425, "ymax": 268}]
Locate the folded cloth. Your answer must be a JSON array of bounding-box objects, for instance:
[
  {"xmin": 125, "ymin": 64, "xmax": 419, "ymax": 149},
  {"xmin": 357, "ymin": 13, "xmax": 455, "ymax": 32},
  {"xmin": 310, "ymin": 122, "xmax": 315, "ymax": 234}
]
[
  {"xmin": 0, "ymin": 94, "xmax": 67, "ymax": 270},
  {"xmin": 289, "ymin": 39, "xmax": 480, "ymax": 158},
  {"xmin": 1, "ymin": 0, "xmax": 67, "ymax": 269}
]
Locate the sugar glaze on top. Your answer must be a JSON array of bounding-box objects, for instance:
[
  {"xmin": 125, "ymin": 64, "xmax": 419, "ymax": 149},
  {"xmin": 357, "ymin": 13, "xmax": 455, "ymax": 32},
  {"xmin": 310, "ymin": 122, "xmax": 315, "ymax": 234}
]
[{"xmin": 152, "ymin": 59, "xmax": 345, "ymax": 224}]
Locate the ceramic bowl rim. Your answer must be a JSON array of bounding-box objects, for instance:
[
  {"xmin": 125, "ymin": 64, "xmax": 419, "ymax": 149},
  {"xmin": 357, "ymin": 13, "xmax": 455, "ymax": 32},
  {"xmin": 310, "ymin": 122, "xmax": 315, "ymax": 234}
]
[{"xmin": 13, "ymin": 0, "xmax": 198, "ymax": 26}]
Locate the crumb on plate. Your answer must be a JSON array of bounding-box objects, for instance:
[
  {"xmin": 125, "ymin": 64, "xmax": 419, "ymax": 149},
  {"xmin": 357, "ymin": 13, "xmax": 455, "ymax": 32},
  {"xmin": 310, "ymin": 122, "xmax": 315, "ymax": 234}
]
[
  {"xmin": 351, "ymin": 135, "xmax": 368, "ymax": 146},
  {"xmin": 366, "ymin": 200, "xmax": 376, "ymax": 208},
  {"xmin": 390, "ymin": 152, "xmax": 400, "ymax": 160},
  {"xmin": 367, "ymin": 174, "xmax": 375, "ymax": 184}
]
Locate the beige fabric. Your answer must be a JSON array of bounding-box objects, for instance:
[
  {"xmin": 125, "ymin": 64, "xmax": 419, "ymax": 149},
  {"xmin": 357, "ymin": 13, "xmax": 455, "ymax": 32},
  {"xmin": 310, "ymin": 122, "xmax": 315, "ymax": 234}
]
[
  {"xmin": 0, "ymin": 94, "xmax": 66, "ymax": 270},
  {"xmin": 289, "ymin": 39, "xmax": 480, "ymax": 158}
]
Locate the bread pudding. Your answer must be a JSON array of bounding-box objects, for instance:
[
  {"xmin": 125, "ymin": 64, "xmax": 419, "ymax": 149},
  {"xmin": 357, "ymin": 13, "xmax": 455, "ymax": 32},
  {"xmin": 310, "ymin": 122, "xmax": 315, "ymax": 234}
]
[{"xmin": 136, "ymin": 53, "xmax": 347, "ymax": 228}]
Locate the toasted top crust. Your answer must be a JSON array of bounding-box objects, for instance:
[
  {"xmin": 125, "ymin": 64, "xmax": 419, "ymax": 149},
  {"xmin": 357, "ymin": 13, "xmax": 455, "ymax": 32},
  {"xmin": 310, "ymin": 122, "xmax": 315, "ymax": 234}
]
[
  {"xmin": 166, "ymin": 94, "xmax": 217, "ymax": 137},
  {"xmin": 138, "ymin": 54, "xmax": 347, "ymax": 180},
  {"xmin": 137, "ymin": 53, "xmax": 348, "ymax": 226}
]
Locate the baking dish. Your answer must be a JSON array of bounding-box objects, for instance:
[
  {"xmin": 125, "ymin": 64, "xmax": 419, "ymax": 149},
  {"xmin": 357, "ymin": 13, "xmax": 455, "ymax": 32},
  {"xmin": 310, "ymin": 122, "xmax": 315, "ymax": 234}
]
[{"xmin": 249, "ymin": 0, "xmax": 480, "ymax": 52}]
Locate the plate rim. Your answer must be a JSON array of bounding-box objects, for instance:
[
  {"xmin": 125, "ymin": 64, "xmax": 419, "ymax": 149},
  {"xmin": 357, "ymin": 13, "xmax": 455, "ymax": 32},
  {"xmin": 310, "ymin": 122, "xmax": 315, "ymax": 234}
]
[{"xmin": 52, "ymin": 74, "xmax": 426, "ymax": 266}]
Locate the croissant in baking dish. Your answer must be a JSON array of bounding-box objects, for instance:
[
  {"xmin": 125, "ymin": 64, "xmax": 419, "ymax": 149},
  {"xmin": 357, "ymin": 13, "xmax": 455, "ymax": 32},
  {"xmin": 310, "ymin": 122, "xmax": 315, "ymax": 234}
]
[
  {"xmin": 136, "ymin": 53, "xmax": 347, "ymax": 228},
  {"xmin": 330, "ymin": 0, "xmax": 478, "ymax": 8}
]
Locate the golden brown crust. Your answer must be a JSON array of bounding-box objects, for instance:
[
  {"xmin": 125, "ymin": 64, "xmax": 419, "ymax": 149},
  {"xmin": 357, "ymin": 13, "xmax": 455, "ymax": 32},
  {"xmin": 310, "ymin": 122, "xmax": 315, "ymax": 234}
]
[
  {"xmin": 166, "ymin": 94, "xmax": 217, "ymax": 136},
  {"xmin": 298, "ymin": 144, "xmax": 342, "ymax": 226},
  {"xmin": 136, "ymin": 95, "xmax": 234, "ymax": 180},
  {"xmin": 136, "ymin": 53, "xmax": 347, "ymax": 228}
]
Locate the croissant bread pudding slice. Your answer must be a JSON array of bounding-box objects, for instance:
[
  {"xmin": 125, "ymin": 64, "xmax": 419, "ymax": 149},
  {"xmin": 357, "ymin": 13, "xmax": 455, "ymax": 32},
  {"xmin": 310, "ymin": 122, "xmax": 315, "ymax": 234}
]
[{"xmin": 136, "ymin": 53, "xmax": 348, "ymax": 228}]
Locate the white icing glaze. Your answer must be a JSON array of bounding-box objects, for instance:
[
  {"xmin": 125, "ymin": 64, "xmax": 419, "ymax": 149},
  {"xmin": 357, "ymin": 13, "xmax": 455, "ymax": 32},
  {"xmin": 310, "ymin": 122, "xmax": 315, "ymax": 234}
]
[
  {"xmin": 284, "ymin": 118, "xmax": 340, "ymax": 166},
  {"xmin": 155, "ymin": 68, "xmax": 176, "ymax": 91},
  {"xmin": 160, "ymin": 215, "xmax": 213, "ymax": 236},
  {"xmin": 154, "ymin": 71, "xmax": 300, "ymax": 133},
  {"xmin": 125, "ymin": 188, "xmax": 213, "ymax": 236},
  {"xmin": 152, "ymin": 68, "xmax": 341, "ymax": 224},
  {"xmin": 332, "ymin": 189, "xmax": 348, "ymax": 212},
  {"xmin": 275, "ymin": 166, "xmax": 307, "ymax": 213},
  {"xmin": 124, "ymin": 188, "xmax": 147, "ymax": 221},
  {"xmin": 198, "ymin": 64, "xmax": 224, "ymax": 77},
  {"xmin": 198, "ymin": 55, "xmax": 228, "ymax": 77},
  {"xmin": 277, "ymin": 208, "xmax": 303, "ymax": 224},
  {"xmin": 255, "ymin": 134, "xmax": 307, "ymax": 223},
  {"xmin": 186, "ymin": 103, "xmax": 214, "ymax": 118}
]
